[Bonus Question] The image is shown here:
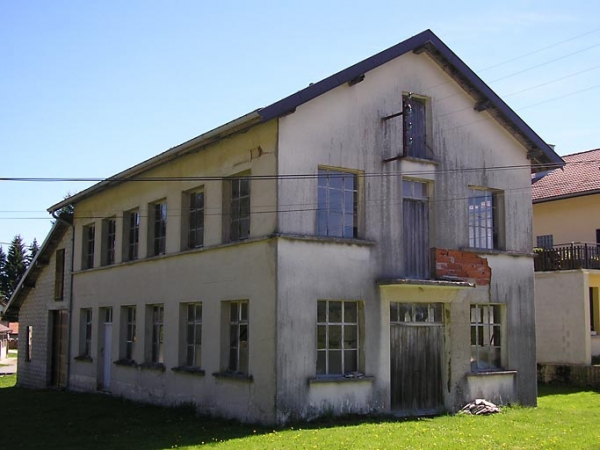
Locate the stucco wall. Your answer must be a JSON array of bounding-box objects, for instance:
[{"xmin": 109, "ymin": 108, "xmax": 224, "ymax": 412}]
[
  {"xmin": 69, "ymin": 240, "xmax": 277, "ymax": 422},
  {"xmin": 534, "ymin": 270, "xmax": 589, "ymax": 365},
  {"xmin": 275, "ymin": 49, "xmax": 537, "ymax": 414},
  {"xmin": 16, "ymin": 228, "xmax": 72, "ymax": 389},
  {"xmin": 67, "ymin": 120, "xmax": 279, "ymax": 423},
  {"xmin": 533, "ymin": 194, "xmax": 600, "ymax": 246}
]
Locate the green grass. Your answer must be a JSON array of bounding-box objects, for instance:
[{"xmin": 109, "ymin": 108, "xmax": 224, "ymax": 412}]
[
  {"xmin": 0, "ymin": 375, "xmax": 598, "ymax": 449},
  {"xmin": 8, "ymin": 349, "xmax": 18, "ymax": 358}
]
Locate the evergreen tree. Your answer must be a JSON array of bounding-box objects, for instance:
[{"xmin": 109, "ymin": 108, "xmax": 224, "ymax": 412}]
[
  {"xmin": 27, "ymin": 238, "xmax": 39, "ymax": 264},
  {"xmin": 4, "ymin": 235, "xmax": 27, "ymax": 299}
]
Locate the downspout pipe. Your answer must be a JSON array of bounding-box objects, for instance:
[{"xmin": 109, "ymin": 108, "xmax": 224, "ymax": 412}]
[{"xmin": 52, "ymin": 210, "xmax": 75, "ymax": 389}]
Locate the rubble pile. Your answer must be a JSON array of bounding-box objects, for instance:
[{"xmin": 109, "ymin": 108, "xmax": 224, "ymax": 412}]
[{"xmin": 460, "ymin": 399, "xmax": 500, "ymax": 415}]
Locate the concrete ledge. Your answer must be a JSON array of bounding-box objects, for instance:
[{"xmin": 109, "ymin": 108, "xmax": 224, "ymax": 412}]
[
  {"xmin": 213, "ymin": 371, "xmax": 253, "ymax": 382},
  {"xmin": 308, "ymin": 376, "xmax": 375, "ymax": 385}
]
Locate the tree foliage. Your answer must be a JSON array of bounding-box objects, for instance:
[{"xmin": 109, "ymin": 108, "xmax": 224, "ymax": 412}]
[{"xmin": 0, "ymin": 235, "xmax": 38, "ymax": 303}]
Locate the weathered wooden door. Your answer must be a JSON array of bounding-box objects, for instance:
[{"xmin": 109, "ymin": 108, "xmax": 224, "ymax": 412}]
[
  {"xmin": 50, "ymin": 310, "xmax": 68, "ymax": 387},
  {"xmin": 390, "ymin": 303, "xmax": 444, "ymax": 413}
]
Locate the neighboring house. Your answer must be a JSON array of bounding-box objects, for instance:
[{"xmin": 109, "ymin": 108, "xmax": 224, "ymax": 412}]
[
  {"xmin": 532, "ymin": 148, "xmax": 600, "ymax": 365},
  {"xmin": 1, "ymin": 29, "xmax": 561, "ymax": 423},
  {"xmin": 0, "ymin": 324, "xmax": 9, "ymax": 361}
]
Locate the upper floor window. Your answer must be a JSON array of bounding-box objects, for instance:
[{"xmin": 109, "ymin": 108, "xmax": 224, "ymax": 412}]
[
  {"xmin": 124, "ymin": 210, "xmax": 140, "ymax": 261},
  {"xmin": 536, "ymin": 234, "xmax": 553, "ymax": 249},
  {"xmin": 468, "ymin": 188, "xmax": 504, "ymax": 250},
  {"xmin": 403, "ymin": 94, "xmax": 428, "ymax": 159},
  {"xmin": 54, "ymin": 249, "xmax": 65, "ymax": 301},
  {"xmin": 186, "ymin": 190, "xmax": 204, "ymax": 249},
  {"xmin": 82, "ymin": 224, "xmax": 95, "ymax": 269},
  {"xmin": 150, "ymin": 202, "xmax": 167, "ymax": 256},
  {"xmin": 225, "ymin": 175, "xmax": 250, "ymax": 242},
  {"xmin": 403, "ymin": 179, "xmax": 430, "ymax": 278},
  {"xmin": 317, "ymin": 300, "xmax": 361, "ymax": 376},
  {"xmin": 317, "ymin": 168, "xmax": 357, "ymax": 238},
  {"xmin": 470, "ymin": 304, "xmax": 504, "ymax": 372},
  {"xmin": 103, "ymin": 218, "xmax": 116, "ymax": 266}
]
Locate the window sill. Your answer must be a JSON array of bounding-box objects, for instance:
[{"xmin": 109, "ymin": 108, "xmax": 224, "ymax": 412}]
[
  {"xmin": 114, "ymin": 359, "xmax": 138, "ymax": 368},
  {"xmin": 273, "ymin": 233, "xmax": 376, "ymax": 247},
  {"xmin": 172, "ymin": 366, "xmax": 205, "ymax": 376},
  {"xmin": 467, "ymin": 370, "xmax": 517, "ymax": 377},
  {"xmin": 74, "ymin": 355, "xmax": 93, "ymax": 363},
  {"xmin": 460, "ymin": 247, "xmax": 534, "ymax": 258},
  {"xmin": 401, "ymin": 156, "xmax": 438, "ymax": 165},
  {"xmin": 309, "ymin": 374, "xmax": 375, "ymax": 385},
  {"xmin": 138, "ymin": 362, "xmax": 166, "ymax": 372},
  {"xmin": 212, "ymin": 371, "xmax": 253, "ymax": 382}
]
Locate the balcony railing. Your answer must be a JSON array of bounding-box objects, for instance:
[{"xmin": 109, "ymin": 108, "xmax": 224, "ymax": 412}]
[{"xmin": 534, "ymin": 243, "xmax": 600, "ymax": 272}]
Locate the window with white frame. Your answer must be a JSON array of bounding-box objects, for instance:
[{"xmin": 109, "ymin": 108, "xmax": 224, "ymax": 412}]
[
  {"xmin": 468, "ymin": 188, "xmax": 503, "ymax": 250},
  {"xmin": 79, "ymin": 308, "xmax": 92, "ymax": 358},
  {"xmin": 82, "ymin": 224, "xmax": 95, "ymax": 269},
  {"xmin": 149, "ymin": 305, "xmax": 164, "ymax": 364},
  {"xmin": 316, "ymin": 300, "xmax": 360, "ymax": 376},
  {"xmin": 121, "ymin": 306, "xmax": 136, "ymax": 361},
  {"xmin": 187, "ymin": 190, "xmax": 204, "ymax": 249},
  {"xmin": 184, "ymin": 303, "xmax": 202, "ymax": 367},
  {"xmin": 124, "ymin": 209, "xmax": 140, "ymax": 261},
  {"xmin": 150, "ymin": 202, "xmax": 167, "ymax": 256},
  {"xmin": 317, "ymin": 168, "xmax": 358, "ymax": 238},
  {"xmin": 103, "ymin": 218, "xmax": 117, "ymax": 265},
  {"xmin": 470, "ymin": 304, "xmax": 504, "ymax": 371},
  {"xmin": 228, "ymin": 301, "xmax": 248, "ymax": 374}
]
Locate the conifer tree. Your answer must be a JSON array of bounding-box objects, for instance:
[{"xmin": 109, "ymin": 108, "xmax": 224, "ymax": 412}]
[{"xmin": 4, "ymin": 235, "xmax": 27, "ymax": 299}]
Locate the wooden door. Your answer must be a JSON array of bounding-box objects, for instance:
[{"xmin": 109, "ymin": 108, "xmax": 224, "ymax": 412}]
[
  {"xmin": 390, "ymin": 303, "xmax": 444, "ymax": 414},
  {"xmin": 50, "ymin": 310, "xmax": 68, "ymax": 387}
]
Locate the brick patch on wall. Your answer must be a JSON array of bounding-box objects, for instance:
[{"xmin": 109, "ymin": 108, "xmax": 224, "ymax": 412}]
[{"xmin": 433, "ymin": 248, "xmax": 491, "ymax": 285}]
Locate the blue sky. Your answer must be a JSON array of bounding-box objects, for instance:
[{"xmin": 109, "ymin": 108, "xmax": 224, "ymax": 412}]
[{"xmin": 1, "ymin": 1, "xmax": 599, "ymax": 248}]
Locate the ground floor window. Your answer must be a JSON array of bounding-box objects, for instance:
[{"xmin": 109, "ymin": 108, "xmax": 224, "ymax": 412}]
[
  {"xmin": 470, "ymin": 304, "xmax": 504, "ymax": 371},
  {"xmin": 79, "ymin": 309, "xmax": 92, "ymax": 357},
  {"xmin": 185, "ymin": 303, "xmax": 202, "ymax": 367},
  {"xmin": 228, "ymin": 301, "xmax": 248, "ymax": 374},
  {"xmin": 149, "ymin": 305, "xmax": 164, "ymax": 364},
  {"xmin": 316, "ymin": 300, "xmax": 361, "ymax": 376},
  {"xmin": 121, "ymin": 306, "xmax": 136, "ymax": 361}
]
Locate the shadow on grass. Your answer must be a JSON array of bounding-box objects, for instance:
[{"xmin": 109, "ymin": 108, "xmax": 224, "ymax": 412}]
[
  {"xmin": 0, "ymin": 380, "xmax": 431, "ymax": 450},
  {"xmin": 537, "ymin": 382, "xmax": 600, "ymax": 398},
  {"xmin": 4, "ymin": 377, "xmax": 593, "ymax": 449}
]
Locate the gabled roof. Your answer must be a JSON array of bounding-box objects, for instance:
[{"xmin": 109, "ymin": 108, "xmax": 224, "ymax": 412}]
[
  {"xmin": 1, "ymin": 219, "xmax": 71, "ymax": 322},
  {"xmin": 48, "ymin": 29, "xmax": 563, "ymax": 213},
  {"xmin": 532, "ymin": 148, "xmax": 600, "ymax": 203}
]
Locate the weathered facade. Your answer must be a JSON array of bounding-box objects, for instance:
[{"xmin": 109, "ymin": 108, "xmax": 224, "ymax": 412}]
[
  {"xmin": 2, "ymin": 30, "xmax": 562, "ymax": 423},
  {"xmin": 532, "ymin": 149, "xmax": 600, "ymax": 364}
]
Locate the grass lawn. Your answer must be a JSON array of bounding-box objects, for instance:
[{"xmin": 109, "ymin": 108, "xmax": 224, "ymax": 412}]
[
  {"xmin": 8, "ymin": 349, "xmax": 18, "ymax": 358},
  {"xmin": 0, "ymin": 375, "xmax": 598, "ymax": 449}
]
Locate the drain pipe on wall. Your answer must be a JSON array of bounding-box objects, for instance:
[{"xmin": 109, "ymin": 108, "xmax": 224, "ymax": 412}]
[{"xmin": 52, "ymin": 210, "xmax": 75, "ymax": 389}]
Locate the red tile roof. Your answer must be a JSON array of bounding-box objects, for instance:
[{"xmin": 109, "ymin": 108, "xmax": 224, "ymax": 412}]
[{"xmin": 532, "ymin": 148, "xmax": 600, "ymax": 202}]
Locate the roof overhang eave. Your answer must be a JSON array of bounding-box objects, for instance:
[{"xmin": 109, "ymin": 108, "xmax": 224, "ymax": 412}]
[{"xmin": 47, "ymin": 110, "xmax": 263, "ymax": 213}]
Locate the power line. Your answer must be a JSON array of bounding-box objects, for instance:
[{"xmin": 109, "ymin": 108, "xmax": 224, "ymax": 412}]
[{"xmin": 477, "ymin": 27, "xmax": 600, "ymax": 72}]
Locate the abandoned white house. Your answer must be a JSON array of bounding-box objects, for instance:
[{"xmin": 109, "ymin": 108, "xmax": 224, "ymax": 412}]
[{"xmin": 2, "ymin": 29, "xmax": 562, "ymax": 423}]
